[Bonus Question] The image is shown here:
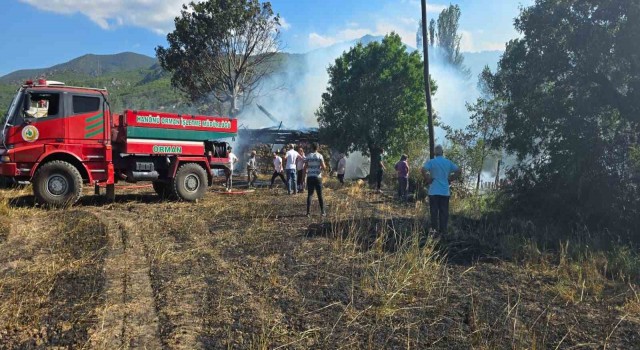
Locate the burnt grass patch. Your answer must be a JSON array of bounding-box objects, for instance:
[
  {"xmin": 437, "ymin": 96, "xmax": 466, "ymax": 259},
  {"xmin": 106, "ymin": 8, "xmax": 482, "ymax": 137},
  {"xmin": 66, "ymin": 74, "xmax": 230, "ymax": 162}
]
[
  {"xmin": 306, "ymin": 216, "xmax": 499, "ymax": 265},
  {"xmin": 39, "ymin": 211, "xmax": 108, "ymax": 347},
  {"xmin": 2, "ymin": 185, "xmax": 638, "ymax": 349},
  {"xmin": 0, "ymin": 210, "xmax": 109, "ymax": 348}
]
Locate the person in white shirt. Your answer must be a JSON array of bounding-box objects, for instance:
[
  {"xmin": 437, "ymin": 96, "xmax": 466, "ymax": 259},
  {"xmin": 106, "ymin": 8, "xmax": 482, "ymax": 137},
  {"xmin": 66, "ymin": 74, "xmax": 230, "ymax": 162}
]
[
  {"xmin": 304, "ymin": 142, "xmax": 327, "ymax": 217},
  {"xmin": 284, "ymin": 144, "xmax": 302, "ymax": 195},
  {"xmin": 296, "ymin": 147, "xmax": 306, "ymax": 193},
  {"xmin": 225, "ymin": 146, "xmax": 239, "ymax": 191},
  {"xmin": 337, "ymin": 153, "xmax": 347, "ymax": 185},
  {"xmin": 269, "ymin": 151, "xmax": 286, "ymax": 189}
]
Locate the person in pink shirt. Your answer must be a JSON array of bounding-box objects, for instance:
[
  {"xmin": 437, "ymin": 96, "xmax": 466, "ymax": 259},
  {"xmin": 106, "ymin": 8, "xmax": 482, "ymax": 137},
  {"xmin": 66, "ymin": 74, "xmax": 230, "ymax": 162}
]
[{"xmin": 394, "ymin": 154, "xmax": 410, "ymax": 201}]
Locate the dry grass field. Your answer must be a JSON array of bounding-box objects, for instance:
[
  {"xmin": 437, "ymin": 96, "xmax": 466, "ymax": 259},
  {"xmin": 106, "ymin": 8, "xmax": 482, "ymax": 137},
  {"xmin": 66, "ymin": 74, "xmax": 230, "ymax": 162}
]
[{"xmin": 0, "ymin": 177, "xmax": 637, "ymax": 349}]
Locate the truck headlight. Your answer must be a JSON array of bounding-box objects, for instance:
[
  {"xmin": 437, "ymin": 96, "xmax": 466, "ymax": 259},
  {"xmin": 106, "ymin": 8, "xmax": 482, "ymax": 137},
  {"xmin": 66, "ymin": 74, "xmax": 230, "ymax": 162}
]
[{"xmin": 0, "ymin": 156, "xmax": 10, "ymax": 162}]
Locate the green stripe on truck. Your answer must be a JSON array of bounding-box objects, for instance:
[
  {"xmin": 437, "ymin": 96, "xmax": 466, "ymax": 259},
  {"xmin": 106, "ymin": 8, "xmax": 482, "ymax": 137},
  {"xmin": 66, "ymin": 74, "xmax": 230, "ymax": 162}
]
[
  {"xmin": 85, "ymin": 120, "xmax": 103, "ymax": 130},
  {"xmin": 126, "ymin": 127, "xmax": 236, "ymax": 141},
  {"xmin": 85, "ymin": 128, "xmax": 104, "ymax": 138},
  {"xmin": 86, "ymin": 113, "xmax": 103, "ymax": 123}
]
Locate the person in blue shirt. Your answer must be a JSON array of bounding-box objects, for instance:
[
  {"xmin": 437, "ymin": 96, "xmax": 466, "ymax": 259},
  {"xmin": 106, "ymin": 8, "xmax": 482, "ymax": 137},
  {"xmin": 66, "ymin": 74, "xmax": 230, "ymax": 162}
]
[{"xmin": 421, "ymin": 145, "xmax": 461, "ymax": 234}]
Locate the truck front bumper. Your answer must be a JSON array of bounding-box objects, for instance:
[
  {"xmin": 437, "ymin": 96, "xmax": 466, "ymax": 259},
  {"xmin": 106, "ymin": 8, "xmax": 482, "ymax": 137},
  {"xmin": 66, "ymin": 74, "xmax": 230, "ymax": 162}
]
[{"xmin": 0, "ymin": 163, "xmax": 19, "ymax": 177}]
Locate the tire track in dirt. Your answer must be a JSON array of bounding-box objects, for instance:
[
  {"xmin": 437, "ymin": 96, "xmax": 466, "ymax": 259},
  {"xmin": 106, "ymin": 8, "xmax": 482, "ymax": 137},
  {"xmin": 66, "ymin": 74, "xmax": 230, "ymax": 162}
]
[
  {"xmin": 87, "ymin": 209, "xmax": 162, "ymax": 349},
  {"xmin": 141, "ymin": 218, "xmax": 208, "ymax": 349},
  {"xmin": 129, "ymin": 204, "xmax": 213, "ymax": 349}
]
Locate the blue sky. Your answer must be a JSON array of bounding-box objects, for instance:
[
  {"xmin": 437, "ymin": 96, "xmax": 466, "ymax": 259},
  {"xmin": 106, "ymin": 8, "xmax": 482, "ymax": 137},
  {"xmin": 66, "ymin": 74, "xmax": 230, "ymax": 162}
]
[{"xmin": 0, "ymin": 0, "xmax": 533, "ymax": 76}]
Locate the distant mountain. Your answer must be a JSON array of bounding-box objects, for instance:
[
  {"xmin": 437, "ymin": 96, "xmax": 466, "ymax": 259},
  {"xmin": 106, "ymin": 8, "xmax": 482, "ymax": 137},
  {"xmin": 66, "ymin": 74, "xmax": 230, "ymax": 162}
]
[{"xmin": 0, "ymin": 52, "xmax": 157, "ymax": 84}]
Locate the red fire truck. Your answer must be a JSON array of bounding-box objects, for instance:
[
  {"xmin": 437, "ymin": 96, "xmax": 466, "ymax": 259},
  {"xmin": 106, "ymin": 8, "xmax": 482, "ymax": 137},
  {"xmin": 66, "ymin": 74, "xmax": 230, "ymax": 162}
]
[{"xmin": 0, "ymin": 79, "xmax": 237, "ymax": 206}]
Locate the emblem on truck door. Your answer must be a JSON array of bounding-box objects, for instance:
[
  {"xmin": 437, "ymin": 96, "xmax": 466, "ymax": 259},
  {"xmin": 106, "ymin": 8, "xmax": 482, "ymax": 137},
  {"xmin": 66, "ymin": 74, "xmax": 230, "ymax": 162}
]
[{"xmin": 21, "ymin": 125, "xmax": 40, "ymax": 142}]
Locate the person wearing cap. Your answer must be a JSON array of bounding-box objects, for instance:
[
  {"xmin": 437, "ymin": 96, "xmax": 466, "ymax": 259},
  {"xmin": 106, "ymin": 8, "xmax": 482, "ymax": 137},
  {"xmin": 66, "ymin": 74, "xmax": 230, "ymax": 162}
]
[
  {"xmin": 421, "ymin": 145, "xmax": 461, "ymax": 234},
  {"xmin": 247, "ymin": 150, "xmax": 258, "ymax": 188}
]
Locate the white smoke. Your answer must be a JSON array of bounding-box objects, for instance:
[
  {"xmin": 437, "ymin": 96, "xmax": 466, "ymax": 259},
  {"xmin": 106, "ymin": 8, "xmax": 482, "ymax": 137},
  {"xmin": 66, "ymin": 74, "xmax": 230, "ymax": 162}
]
[
  {"xmin": 427, "ymin": 48, "xmax": 481, "ymax": 139},
  {"xmin": 237, "ymin": 36, "xmax": 493, "ymax": 179}
]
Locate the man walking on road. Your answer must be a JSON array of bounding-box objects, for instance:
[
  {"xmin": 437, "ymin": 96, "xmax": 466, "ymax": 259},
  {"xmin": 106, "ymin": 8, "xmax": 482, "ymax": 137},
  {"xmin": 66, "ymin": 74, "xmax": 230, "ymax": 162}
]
[
  {"xmin": 270, "ymin": 151, "xmax": 286, "ymax": 189},
  {"xmin": 285, "ymin": 144, "xmax": 302, "ymax": 195},
  {"xmin": 421, "ymin": 145, "xmax": 461, "ymax": 234},
  {"xmin": 305, "ymin": 142, "xmax": 327, "ymax": 217}
]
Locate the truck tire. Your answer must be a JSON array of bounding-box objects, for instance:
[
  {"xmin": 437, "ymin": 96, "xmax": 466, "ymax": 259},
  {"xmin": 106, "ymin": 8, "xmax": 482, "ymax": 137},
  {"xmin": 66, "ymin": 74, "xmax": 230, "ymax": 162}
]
[
  {"xmin": 170, "ymin": 163, "xmax": 207, "ymax": 202},
  {"xmin": 33, "ymin": 160, "xmax": 83, "ymax": 207},
  {"xmin": 152, "ymin": 181, "xmax": 172, "ymax": 199}
]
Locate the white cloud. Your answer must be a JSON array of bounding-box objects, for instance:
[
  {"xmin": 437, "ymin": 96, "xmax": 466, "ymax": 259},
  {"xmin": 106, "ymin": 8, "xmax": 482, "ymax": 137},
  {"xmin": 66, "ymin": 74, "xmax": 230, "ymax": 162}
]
[
  {"xmin": 280, "ymin": 17, "xmax": 291, "ymax": 30},
  {"xmin": 308, "ymin": 27, "xmax": 372, "ymax": 49},
  {"xmin": 20, "ymin": 0, "xmax": 185, "ymax": 34},
  {"xmin": 426, "ymin": 3, "xmax": 448, "ymax": 13},
  {"xmin": 375, "ymin": 21, "xmax": 416, "ymax": 48},
  {"xmin": 460, "ymin": 30, "xmax": 506, "ymax": 53},
  {"xmin": 460, "ymin": 30, "xmax": 475, "ymax": 52},
  {"xmin": 308, "ymin": 17, "xmax": 419, "ymax": 50},
  {"xmin": 308, "ymin": 33, "xmax": 337, "ymax": 48}
]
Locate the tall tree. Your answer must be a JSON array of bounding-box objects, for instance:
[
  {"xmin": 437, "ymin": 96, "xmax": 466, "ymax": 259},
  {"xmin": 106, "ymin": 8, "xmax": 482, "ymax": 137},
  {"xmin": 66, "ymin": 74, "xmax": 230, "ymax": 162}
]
[
  {"xmin": 436, "ymin": 4, "xmax": 464, "ymax": 68},
  {"xmin": 316, "ymin": 33, "xmax": 437, "ymax": 183},
  {"xmin": 492, "ymin": 0, "xmax": 640, "ymax": 228},
  {"xmin": 416, "ymin": 20, "xmax": 423, "ymax": 52},
  {"xmin": 428, "ymin": 19, "xmax": 436, "ymax": 47},
  {"xmin": 156, "ymin": 0, "xmax": 282, "ymax": 116},
  {"xmin": 417, "ymin": 19, "xmax": 438, "ymax": 50}
]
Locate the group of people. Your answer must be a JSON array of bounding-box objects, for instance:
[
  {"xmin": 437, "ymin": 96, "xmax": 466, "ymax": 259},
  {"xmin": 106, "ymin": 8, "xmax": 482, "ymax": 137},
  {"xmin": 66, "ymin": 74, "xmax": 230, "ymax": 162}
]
[
  {"xmin": 268, "ymin": 143, "xmax": 327, "ymax": 216},
  {"xmin": 227, "ymin": 143, "xmax": 461, "ymax": 234}
]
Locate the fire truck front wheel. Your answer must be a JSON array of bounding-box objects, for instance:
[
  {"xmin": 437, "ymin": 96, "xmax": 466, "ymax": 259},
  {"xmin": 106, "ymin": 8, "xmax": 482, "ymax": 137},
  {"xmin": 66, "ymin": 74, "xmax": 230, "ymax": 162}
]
[
  {"xmin": 33, "ymin": 160, "xmax": 83, "ymax": 207},
  {"xmin": 171, "ymin": 163, "xmax": 207, "ymax": 201}
]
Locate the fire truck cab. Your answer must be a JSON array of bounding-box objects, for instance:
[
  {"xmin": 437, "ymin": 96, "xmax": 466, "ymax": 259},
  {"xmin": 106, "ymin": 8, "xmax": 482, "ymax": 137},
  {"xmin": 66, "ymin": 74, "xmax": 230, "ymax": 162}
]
[{"xmin": 0, "ymin": 80, "xmax": 237, "ymax": 206}]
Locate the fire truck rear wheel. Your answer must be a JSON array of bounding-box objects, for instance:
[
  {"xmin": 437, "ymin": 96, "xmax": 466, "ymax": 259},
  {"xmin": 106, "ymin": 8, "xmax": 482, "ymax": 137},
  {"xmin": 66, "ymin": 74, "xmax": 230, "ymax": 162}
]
[
  {"xmin": 33, "ymin": 160, "xmax": 83, "ymax": 207},
  {"xmin": 171, "ymin": 163, "xmax": 207, "ymax": 201}
]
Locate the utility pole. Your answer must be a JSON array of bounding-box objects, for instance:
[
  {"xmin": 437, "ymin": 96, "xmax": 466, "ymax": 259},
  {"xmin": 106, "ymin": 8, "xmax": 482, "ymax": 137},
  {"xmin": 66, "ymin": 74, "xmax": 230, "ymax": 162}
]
[{"xmin": 421, "ymin": 0, "xmax": 436, "ymax": 159}]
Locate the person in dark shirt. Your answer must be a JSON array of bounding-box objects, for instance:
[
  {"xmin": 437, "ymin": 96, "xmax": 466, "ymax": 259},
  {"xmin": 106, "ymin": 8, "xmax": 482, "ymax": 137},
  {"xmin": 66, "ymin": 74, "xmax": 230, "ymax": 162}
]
[{"xmin": 394, "ymin": 154, "xmax": 410, "ymax": 201}]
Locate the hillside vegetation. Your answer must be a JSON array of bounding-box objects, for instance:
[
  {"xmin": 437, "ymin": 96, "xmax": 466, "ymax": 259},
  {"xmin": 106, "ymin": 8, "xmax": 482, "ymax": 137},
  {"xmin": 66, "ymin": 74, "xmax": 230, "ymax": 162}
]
[{"xmin": 0, "ymin": 53, "xmax": 187, "ymax": 116}]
